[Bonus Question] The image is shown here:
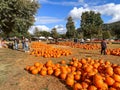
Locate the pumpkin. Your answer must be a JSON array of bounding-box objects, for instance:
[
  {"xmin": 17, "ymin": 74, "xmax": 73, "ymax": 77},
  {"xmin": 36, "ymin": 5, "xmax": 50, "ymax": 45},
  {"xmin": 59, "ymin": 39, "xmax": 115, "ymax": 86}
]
[
  {"xmin": 25, "ymin": 66, "xmax": 30, "ymax": 71},
  {"xmin": 81, "ymin": 82, "xmax": 89, "ymax": 89},
  {"xmin": 31, "ymin": 69, "xmax": 39, "ymax": 75},
  {"xmin": 47, "ymin": 69, "xmax": 53, "ymax": 75},
  {"xmin": 34, "ymin": 62, "xmax": 40, "ymax": 67},
  {"xmin": 29, "ymin": 66, "xmax": 36, "ymax": 71},
  {"xmin": 106, "ymin": 67, "xmax": 113, "ymax": 76},
  {"xmin": 60, "ymin": 73, "xmax": 67, "ymax": 80},
  {"xmin": 61, "ymin": 60, "xmax": 66, "ymax": 64},
  {"xmin": 93, "ymin": 74, "xmax": 104, "ymax": 88},
  {"xmin": 113, "ymin": 82, "xmax": 120, "ymax": 88},
  {"xmin": 105, "ymin": 76, "xmax": 115, "ymax": 86},
  {"xmin": 54, "ymin": 69, "xmax": 61, "ymax": 77},
  {"xmin": 114, "ymin": 67, "xmax": 120, "ymax": 75},
  {"xmin": 30, "ymin": 42, "xmax": 72, "ymax": 58},
  {"xmin": 88, "ymin": 85, "xmax": 97, "ymax": 90},
  {"xmin": 40, "ymin": 69, "xmax": 47, "ymax": 76},
  {"xmin": 109, "ymin": 87, "xmax": 117, "ymax": 90},
  {"xmin": 113, "ymin": 74, "xmax": 120, "ymax": 82},
  {"xmin": 73, "ymin": 83, "xmax": 82, "ymax": 90},
  {"xmin": 74, "ymin": 74, "xmax": 81, "ymax": 81},
  {"xmin": 66, "ymin": 77, "xmax": 74, "ymax": 86}
]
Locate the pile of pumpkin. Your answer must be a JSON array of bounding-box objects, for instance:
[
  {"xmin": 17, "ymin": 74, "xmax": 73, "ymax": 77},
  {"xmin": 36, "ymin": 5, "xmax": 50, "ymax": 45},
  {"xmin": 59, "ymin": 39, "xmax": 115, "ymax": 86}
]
[
  {"xmin": 25, "ymin": 57, "xmax": 120, "ymax": 90},
  {"xmin": 106, "ymin": 48, "xmax": 120, "ymax": 56},
  {"xmin": 30, "ymin": 42, "xmax": 72, "ymax": 58},
  {"xmin": 56, "ymin": 41, "xmax": 100, "ymax": 50}
]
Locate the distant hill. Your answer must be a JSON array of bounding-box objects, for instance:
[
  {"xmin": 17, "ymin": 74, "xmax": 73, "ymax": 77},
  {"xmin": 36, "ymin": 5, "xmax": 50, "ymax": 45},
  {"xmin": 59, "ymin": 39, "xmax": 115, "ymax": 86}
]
[
  {"xmin": 103, "ymin": 21, "xmax": 120, "ymax": 38},
  {"xmin": 102, "ymin": 21, "xmax": 120, "ymax": 31}
]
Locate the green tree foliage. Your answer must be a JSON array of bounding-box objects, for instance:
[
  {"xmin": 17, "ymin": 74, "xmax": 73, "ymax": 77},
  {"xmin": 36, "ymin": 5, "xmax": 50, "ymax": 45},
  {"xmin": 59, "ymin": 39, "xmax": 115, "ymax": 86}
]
[
  {"xmin": 51, "ymin": 28, "xmax": 58, "ymax": 39},
  {"xmin": 59, "ymin": 34, "xmax": 66, "ymax": 39},
  {"xmin": 113, "ymin": 24, "xmax": 120, "ymax": 38},
  {"xmin": 102, "ymin": 30, "xmax": 111, "ymax": 39},
  {"xmin": 0, "ymin": 0, "xmax": 39, "ymax": 37},
  {"xmin": 102, "ymin": 21, "xmax": 120, "ymax": 38},
  {"xmin": 40, "ymin": 31, "xmax": 50, "ymax": 38},
  {"xmin": 33, "ymin": 27, "xmax": 50, "ymax": 38},
  {"xmin": 66, "ymin": 16, "xmax": 76, "ymax": 39},
  {"xmin": 51, "ymin": 28, "xmax": 59, "ymax": 43},
  {"xmin": 33, "ymin": 27, "xmax": 41, "ymax": 37},
  {"xmin": 81, "ymin": 11, "xmax": 103, "ymax": 39}
]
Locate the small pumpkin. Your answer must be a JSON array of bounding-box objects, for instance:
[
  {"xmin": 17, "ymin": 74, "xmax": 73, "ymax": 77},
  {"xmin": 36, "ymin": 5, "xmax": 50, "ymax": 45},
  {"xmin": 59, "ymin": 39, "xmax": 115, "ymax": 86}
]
[
  {"xmin": 73, "ymin": 83, "xmax": 82, "ymax": 90},
  {"xmin": 31, "ymin": 69, "xmax": 39, "ymax": 75}
]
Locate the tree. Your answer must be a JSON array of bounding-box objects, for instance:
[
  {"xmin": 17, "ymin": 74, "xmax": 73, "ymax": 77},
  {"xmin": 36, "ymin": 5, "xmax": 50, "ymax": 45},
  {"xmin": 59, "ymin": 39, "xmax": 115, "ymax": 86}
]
[
  {"xmin": 66, "ymin": 16, "xmax": 76, "ymax": 39},
  {"xmin": 0, "ymin": 0, "xmax": 39, "ymax": 37},
  {"xmin": 33, "ymin": 27, "xmax": 41, "ymax": 37},
  {"xmin": 81, "ymin": 11, "xmax": 103, "ymax": 40},
  {"xmin": 59, "ymin": 34, "xmax": 66, "ymax": 39},
  {"xmin": 111, "ymin": 23, "xmax": 120, "ymax": 38},
  {"xmin": 102, "ymin": 30, "xmax": 111, "ymax": 39},
  {"xmin": 51, "ymin": 28, "xmax": 58, "ymax": 39},
  {"xmin": 40, "ymin": 31, "xmax": 50, "ymax": 38}
]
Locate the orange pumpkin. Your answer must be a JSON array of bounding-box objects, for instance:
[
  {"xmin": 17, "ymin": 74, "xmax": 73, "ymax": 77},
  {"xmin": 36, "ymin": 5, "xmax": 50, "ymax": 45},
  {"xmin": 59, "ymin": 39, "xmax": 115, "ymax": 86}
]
[
  {"xmin": 66, "ymin": 77, "xmax": 74, "ymax": 86},
  {"xmin": 114, "ymin": 67, "xmax": 120, "ymax": 75},
  {"xmin": 60, "ymin": 73, "xmax": 67, "ymax": 80},
  {"xmin": 61, "ymin": 60, "xmax": 66, "ymax": 64},
  {"xmin": 109, "ymin": 87, "xmax": 117, "ymax": 90},
  {"xmin": 54, "ymin": 69, "xmax": 61, "ymax": 77},
  {"xmin": 31, "ymin": 69, "xmax": 39, "ymax": 75},
  {"xmin": 113, "ymin": 82, "xmax": 120, "ymax": 88},
  {"xmin": 81, "ymin": 82, "xmax": 89, "ymax": 89},
  {"xmin": 105, "ymin": 76, "xmax": 115, "ymax": 86},
  {"xmin": 34, "ymin": 62, "xmax": 40, "ymax": 67},
  {"xmin": 47, "ymin": 69, "xmax": 53, "ymax": 75},
  {"xmin": 25, "ymin": 66, "xmax": 30, "ymax": 71},
  {"xmin": 29, "ymin": 66, "xmax": 36, "ymax": 71},
  {"xmin": 93, "ymin": 74, "xmax": 104, "ymax": 88},
  {"xmin": 40, "ymin": 69, "xmax": 47, "ymax": 76},
  {"xmin": 88, "ymin": 85, "xmax": 97, "ymax": 90},
  {"xmin": 74, "ymin": 74, "xmax": 81, "ymax": 81},
  {"xmin": 106, "ymin": 67, "xmax": 113, "ymax": 76},
  {"xmin": 113, "ymin": 74, "xmax": 120, "ymax": 82},
  {"xmin": 73, "ymin": 83, "xmax": 82, "ymax": 90}
]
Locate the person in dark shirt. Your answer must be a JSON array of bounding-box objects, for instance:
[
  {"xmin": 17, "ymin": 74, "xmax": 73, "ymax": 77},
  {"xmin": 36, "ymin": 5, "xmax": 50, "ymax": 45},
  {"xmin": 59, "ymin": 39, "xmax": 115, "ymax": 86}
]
[{"xmin": 101, "ymin": 39, "xmax": 107, "ymax": 55}]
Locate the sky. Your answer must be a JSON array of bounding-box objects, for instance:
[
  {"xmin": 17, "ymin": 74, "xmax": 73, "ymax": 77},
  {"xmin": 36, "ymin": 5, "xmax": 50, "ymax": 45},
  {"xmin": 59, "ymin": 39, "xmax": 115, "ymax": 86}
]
[{"xmin": 29, "ymin": 0, "xmax": 120, "ymax": 34}]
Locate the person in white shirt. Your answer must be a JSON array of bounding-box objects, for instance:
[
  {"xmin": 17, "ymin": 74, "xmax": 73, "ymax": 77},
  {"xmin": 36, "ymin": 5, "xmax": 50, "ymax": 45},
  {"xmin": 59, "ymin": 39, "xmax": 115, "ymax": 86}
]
[{"xmin": 24, "ymin": 38, "xmax": 29, "ymax": 52}]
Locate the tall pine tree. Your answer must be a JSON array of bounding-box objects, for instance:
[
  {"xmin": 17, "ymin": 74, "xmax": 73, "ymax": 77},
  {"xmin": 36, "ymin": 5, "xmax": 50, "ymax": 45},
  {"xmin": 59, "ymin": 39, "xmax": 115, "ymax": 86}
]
[{"xmin": 66, "ymin": 16, "xmax": 76, "ymax": 39}]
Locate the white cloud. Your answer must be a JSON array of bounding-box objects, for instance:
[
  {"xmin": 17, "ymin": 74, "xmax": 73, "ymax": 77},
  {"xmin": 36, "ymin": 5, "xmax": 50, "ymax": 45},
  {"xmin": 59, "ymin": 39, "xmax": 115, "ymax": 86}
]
[
  {"xmin": 28, "ymin": 24, "xmax": 67, "ymax": 34},
  {"xmin": 54, "ymin": 25, "xmax": 67, "ymax": 34},
  {"xmin": 28, "ymin": 25, "xmax": 50, "ymax": 34},
  {"xmin": 69, "ymin": 3, "xmax": 120, "ymax": 23},
  {"xmin": 35, "ymin": 16, "xmax": 63, "ymax": 25},
  {"xmin": 69, "ymin": 7, "xmax": 90, "ymax": 20},
  {"xmin": 93, "ymin": 3, "xmax": 120, "ymax": 23},
  {"xmin": 39, "ymin": 0, "xmax": 85, "ymax": 6}
]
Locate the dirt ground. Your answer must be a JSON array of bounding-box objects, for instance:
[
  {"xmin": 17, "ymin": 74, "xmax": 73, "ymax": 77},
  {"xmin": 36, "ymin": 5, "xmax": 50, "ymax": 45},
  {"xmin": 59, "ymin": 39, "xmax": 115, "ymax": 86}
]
[{"xmin": 0, "ymin": 43, "xmax": 120, "ymax": 90}]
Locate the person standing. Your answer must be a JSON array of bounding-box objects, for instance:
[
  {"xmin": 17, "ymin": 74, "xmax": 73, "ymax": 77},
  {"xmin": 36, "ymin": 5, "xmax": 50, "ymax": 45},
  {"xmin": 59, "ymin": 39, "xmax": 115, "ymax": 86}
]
[
  {"xmin": 21, "ymin": 36, "xmax": 25, "ymax": 50},
  {"xmin": 0, "ymin": 37, "xmax": 2, "ymax": 48},
  {"xmin": 101, "ymin": 39, "xmax": 107, "ymax": 55},
  {"xmin": 80, "ymin": 38, "xmax": 85, "ymax": 44},
  {"xmin": 24, "ymin": 38, "xmax": 29, "ymax": 52},
  {"xmin": 13, "ymin": 36, "xmax": 19, "ymax": 50}
]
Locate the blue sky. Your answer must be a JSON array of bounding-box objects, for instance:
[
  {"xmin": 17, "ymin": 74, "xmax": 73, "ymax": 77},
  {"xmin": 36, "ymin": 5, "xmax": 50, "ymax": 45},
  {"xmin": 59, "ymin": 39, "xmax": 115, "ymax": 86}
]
[{"xmin": 29, "ymin": 0, "xmax": 120, "ymax": 34}]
